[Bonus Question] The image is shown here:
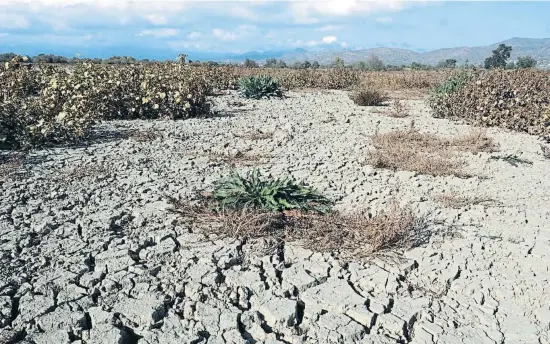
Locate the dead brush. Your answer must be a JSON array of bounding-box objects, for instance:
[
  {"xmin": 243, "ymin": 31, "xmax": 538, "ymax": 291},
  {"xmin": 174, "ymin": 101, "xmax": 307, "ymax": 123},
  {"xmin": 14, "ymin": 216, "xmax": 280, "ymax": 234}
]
[
  {"xmin": 368, "ymin": 128, "xmax": 496, "ymax": 176},
  {"xmin": 234, "ymin": 130, "xmax": 273, "ymax": 141},
  {"xmin": 389, "ymin": 99, "xmax": 410, "ymax": 118},
  {"xmin": 435, "ymin": 194, "xmax": 497, "ymax": 209},
  {"xmin": 0, "ymin": 154, "xmax": 24, "ymax": 181},
  {"xmin": 169, "ymin": 198, "xmax": 425, "ymax": 256},
  {"xmin": 292, "ymin": 204, "xmax": 424, "ymax": 256},
  {"xmin": 130, "ymin": 128, "xmax": 160, "ymax": 143},
  {"xmin": 349, "ymin": 85, "xmax": 389, "ymax": 106},
  {"xmin": 540, "ymin": 144, "xmax": 550, "ymax": 159},
  {"xmin": 208, "ymin": 151, "xmax": 265, "ymax": 167}
]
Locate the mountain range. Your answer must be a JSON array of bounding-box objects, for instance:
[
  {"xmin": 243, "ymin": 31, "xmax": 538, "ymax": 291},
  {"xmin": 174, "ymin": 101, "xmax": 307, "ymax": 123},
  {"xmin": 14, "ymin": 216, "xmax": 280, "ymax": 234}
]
[{"xmin": 189, "ymin": 37, "xmax": 550, "ymax": 68}]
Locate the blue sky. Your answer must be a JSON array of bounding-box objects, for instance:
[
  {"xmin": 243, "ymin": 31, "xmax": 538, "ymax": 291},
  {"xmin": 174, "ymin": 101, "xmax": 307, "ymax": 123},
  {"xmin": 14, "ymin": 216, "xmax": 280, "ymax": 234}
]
[{"xmin": 0, "ymin": 1, "xmax": 549, "ymax": 60}]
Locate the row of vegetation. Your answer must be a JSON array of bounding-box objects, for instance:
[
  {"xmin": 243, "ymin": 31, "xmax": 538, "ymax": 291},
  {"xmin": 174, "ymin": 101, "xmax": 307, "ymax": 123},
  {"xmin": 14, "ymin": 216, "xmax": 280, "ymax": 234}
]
[{"xmin": 2, "ymin": 43, "xmax": 539, "ymax": 70}]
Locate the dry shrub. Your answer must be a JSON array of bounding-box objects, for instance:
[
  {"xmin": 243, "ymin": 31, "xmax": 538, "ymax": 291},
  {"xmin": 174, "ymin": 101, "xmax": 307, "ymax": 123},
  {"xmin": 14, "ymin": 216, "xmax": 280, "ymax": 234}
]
[
  {"xmin": 368, "ymin": 128, "xmax": 496, "ymax": 176},
  {"xmin": 429, "ymin": 69, "xmax": 550, "ymax": 136},
  {"xmin": 294, "ymin": 204, "xmax": 422, "ymax": 256},
  {"xmin": 130, "ymin": 129, "xmax": 160, "ymax": 143},
  {"xmin": 435, "ymin": 194, "xmax": 496, "ymax": 209},
  {"xmin": 389, "ymin": 99, "xmax": 410, "ymax": 118},
  {"xmin": 350, "ymin": 86, "xmax": 389, "ymax": 106},
  {"xmin": 541, "ymin": 145, "xmax": 550, "ymax": 159},
  {"xmin": 0, "ymin": 154, "xmax": 23, "ymax": 181},
  {"xmin": 170, "ymin": 198, "xmax": 424, "ymax": 256}
]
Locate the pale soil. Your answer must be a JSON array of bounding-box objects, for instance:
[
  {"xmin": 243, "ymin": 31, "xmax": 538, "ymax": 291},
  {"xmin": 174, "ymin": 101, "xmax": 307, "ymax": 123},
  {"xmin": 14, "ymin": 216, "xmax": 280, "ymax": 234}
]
[{"xmin": 1, "ymin": 90, "xmax": 549, "ymax": 344}]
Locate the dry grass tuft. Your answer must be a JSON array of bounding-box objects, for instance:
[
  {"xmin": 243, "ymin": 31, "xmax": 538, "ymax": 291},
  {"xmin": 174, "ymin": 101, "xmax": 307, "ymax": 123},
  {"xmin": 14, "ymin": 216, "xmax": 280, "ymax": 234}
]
[
  {"xmin": 541, "ymin": 144, "xmax": 550, "ymax": 159},
  {"xmin": 170, "ymin": 198, "xmax": 426, "ymax": 257},
  {"xmin": 234, "ymin": 130, "xmax": 274, "ymax": 141},
  {"xmin": 208, "ymin": 151, "xmax": 266, "ymax": 167},
  {"xmin": 389, "ymin": 99, "xmax": 410, "ymax": 118},
  {"xmin": 435, "ymin": 194, "xmax": 496, "ymax": 209},
  {"xmin": 368, "ymin": 128, "xmax": 496, "ymax": 176},
  {"xmin": 130, "ymin": 128, "xmax": 161, "ymax": 143},
  {"xmin": 350, "ymin": 87, "xmax": 389, "ymax": 106},
  {"xmin": 0, "ymin": 154, "xmax": 24, "ymax": 181}
]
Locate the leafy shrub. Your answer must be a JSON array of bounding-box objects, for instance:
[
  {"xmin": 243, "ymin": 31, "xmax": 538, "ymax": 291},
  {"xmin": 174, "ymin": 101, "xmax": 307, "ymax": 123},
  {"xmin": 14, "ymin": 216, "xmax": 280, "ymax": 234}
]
[
  {"xmin": 429, "ymin": 68, "xmax": 550, "ymax": 135},
  {"xmin": 349, "ymin": 86, "xmax": 388, "ymax": 106},
  {"xmin": 431, "ymin": 69, "xmax": 471, "ymax": 97},
  {"xmin": 211, "ymin": 169, "xmax": 332, "ymax": 213},
  {"xmin": 1, "ymin": 62, "xmax": 212, "ymax": 149},
  {"xmin": 238, "ymin": 75, "xmax": 283, "ymax": 99},
  {"xmin": 0, "ymin": 63, "xmax": 92, "ymax": 149}
]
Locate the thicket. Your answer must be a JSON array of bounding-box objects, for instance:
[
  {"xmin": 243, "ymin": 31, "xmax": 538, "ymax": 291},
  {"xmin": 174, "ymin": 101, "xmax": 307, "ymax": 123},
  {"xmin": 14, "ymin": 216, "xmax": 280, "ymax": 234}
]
[
  {"xmin": 429, "ymin": 68, "xmax": 550, "ymax": 135},
  {"xmin": 0, "ymin": 62, "xmax": 211, "ymax": 149}
]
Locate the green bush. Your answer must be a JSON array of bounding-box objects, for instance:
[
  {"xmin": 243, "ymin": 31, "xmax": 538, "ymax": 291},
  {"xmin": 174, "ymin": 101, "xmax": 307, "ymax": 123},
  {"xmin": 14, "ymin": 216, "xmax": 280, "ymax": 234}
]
[
  {"xmin": 237, "ymin": 75, "xmax": 283, "ymax": 99},
  {"xmin": 211, "ymin": 169, "xmax": 332, "ymax": 213}
]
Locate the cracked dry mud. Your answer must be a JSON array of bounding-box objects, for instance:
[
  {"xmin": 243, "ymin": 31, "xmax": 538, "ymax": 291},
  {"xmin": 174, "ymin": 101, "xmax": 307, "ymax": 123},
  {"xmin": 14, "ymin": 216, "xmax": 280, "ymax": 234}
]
[{"xmin": 1, "ymin": 90, "xmax": 549, "ymax": 344}]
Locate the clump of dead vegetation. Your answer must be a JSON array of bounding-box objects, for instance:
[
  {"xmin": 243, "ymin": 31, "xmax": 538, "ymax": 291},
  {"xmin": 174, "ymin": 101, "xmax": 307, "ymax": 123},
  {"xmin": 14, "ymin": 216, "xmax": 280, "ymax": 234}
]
[
  {"xmin": 542, "ymin": 145, "xmax": 550, "ymax": 159},
  {"xmin": 435, "ymin": 194, "xmax": 497, "ymax": 209},
  {"xmin": 171, "ymin": 198, "xmax": 423, "ymax": 256},
  {"xmin": 234, "ymin": 130, "xmax": 273, "ymax": 141},
  {"xmin": 170, "ymin": 170, "xmax": 426, "ymax": 256},
  {"xmin": 368, "ymin": 127, "xmax": 497, "ymax": 176},
  {"xmin": 349, "ymin": 85, "xmax": 389, "ymax": 106},
  {"xmin": 0, "ymin": 154, "xmax": 24, "ymax": 181},
  {"xmin": 429, "ymin": 69, "xmax": 550, "ymax": 136},
  {"xmin": 130, "ymin": 128, "xmax": 161, "ymax": 143},
  {"xmin": 389, "ymin": 99, "xmax": 410, "ymax": 118}
]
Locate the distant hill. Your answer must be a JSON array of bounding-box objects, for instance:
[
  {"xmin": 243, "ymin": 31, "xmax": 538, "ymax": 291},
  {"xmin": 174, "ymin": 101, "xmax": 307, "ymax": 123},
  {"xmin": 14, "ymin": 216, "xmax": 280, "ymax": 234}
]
[{"xmin": 222, "ymin": 38, "xmax": 550, "ymax": 68}]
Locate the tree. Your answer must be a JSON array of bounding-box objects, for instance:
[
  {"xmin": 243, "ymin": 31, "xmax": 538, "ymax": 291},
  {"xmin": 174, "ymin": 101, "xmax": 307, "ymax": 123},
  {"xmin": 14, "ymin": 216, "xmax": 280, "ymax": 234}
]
[
  {"xmin": 331, "ymin": 57, "xmax": 345, "ymax": 68},
  {"xmin": 516, "ymin": 55, "xmax": 537, "ymax": 68},
  {"xmin": 244, "ymin": 58, "xmax": 259, "ymax": 68},
  {"xmin": 484, "ymin": 44, "xmax": 512, "ymax": 69},
  {"xmin": 437, "ymin": 59, "xmax": 457, "ymax": 69},
  {"xmin": 311, "ymin": 61, "xmax": 320, "ymax": 69},
  {"xmin": 366, "ymin": 54, "xmax": 385, "ymax": 71}
]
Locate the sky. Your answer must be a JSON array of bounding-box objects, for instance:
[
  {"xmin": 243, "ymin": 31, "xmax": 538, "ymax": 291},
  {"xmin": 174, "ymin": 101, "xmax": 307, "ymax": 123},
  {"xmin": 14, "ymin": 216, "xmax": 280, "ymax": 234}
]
[{"xmin": 0, "ymin": 0, "xmax": 549, "ymax": 60}]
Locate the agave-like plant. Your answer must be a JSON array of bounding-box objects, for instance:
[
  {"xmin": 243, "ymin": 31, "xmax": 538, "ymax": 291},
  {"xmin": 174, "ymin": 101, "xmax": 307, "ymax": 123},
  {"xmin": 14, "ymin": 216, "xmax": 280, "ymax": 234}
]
[
  {"xmin": 237, "ymin": 75, "xmax": 284, "ymax": 99},
  {"xmin": 211, "ymin": 169, "xmax": 332, "ymax": 213}
]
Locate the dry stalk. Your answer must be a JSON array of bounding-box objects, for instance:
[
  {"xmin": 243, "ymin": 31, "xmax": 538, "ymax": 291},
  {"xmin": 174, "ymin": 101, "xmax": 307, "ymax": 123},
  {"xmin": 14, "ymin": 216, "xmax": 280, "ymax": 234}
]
[
  {"xmin": 435, "ymin": 194, "xmax": 496, "ymax": 209},
  {"xmin": 389, "ymin": 99, "xmax": 410, "ymax": 118},
  {"xmin": 169, "ymin": 198, "xmax": 425, "ymax": 257},
  {"xmin": 368, "ymin": 128, "xmax": 497, "ymax": 176}
]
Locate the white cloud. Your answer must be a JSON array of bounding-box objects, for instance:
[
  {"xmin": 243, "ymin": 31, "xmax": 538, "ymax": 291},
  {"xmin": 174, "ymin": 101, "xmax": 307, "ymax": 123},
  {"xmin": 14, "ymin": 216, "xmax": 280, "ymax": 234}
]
[
  {"xmin": 187, "ymin": 31, "xmax": 202, "ymax": 39},
  {"xmin": 137, "ymin": 28, "xmax": 179, "ymax": 37},
  {"xmin": 212, "ymin": 25, "xmax": 256, "ymax": 41},
  {"xmin": 316, "ymin": 25, "xmax": 343, "ymax": 32},
  {"xmin": 0, "ymin": 13, "xmax": 30, "ymax": 29},
  {"xmin": 143, "ymin": 14, "xmax": 168, "ymax": 25},
  {"xmin": 212, "ymin": 28, "xmax": 238, "ymax": 41},
  {"xmin": 376, "ymin": 16, "xmax": 394, "ymax": 23},
  {"xmin": 340, "ymin": 42, "xmax": 349, "ymax": 48},
  {"xmin": 293, "ymin": 35, "xmax": 339, "ymax": 47},
  {"xmin": 322, "ymin": 35, "xmax": 338, "ymax": 44}
]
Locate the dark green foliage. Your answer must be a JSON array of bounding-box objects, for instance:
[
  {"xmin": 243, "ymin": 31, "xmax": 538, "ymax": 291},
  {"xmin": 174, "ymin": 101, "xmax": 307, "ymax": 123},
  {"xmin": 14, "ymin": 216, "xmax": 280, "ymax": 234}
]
[
  {"xmin": 265, "ymin": 58, "xmax": 287, "ymax": 68},
  {"xmin": 238, "ymin": 75, "xmax": 283, "ymax": 99},
  {"xmin": 244, "ymin": 59, "xmax": 259, "ymax": 68},
  {"xmin": 484, "ymin": 44, "xmax": 512, "ymax": 69},
  {"xmin": 516, "ymin": 56, "xmax": 537, "ymax": 68},
  {"xmin": 432, "ymin": 69, "xmax": 471, "ymax": 96},
  {"xmin": 437, "ymin": 59, "xmax": 457, "ymax": 69},
  {"xmin": 211, "ymin": 169, "xmax": 333, "ymax": 213}
]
